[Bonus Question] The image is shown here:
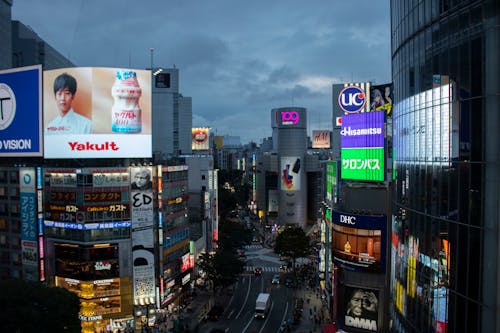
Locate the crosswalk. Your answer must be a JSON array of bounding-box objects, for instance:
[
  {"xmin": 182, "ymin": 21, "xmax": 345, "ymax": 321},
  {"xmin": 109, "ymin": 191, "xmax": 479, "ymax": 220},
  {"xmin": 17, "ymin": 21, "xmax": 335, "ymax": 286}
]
[
  {"xmin": 244, "ymin": 265, "xmax": 286, "ymax": 273},
  {"xmin": 244, "ymin": 244, "xmax": 263, "ymax": 250}
]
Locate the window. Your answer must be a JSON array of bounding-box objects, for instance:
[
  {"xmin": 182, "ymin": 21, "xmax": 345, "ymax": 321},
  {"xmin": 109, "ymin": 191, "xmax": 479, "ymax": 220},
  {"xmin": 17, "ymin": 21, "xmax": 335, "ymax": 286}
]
[{"xmin": 155, "ymin": 73, "xmax": 171, "ymax": 88}]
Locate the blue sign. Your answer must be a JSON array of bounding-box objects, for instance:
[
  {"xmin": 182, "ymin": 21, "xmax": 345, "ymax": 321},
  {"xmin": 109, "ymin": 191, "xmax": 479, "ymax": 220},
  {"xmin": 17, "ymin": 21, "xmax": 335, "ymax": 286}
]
[
  {"xmin": 44, "ymin": 220, "xmax": 132, "ymax": 230},
  {"xmin": 338, "ymin": 86, "xmax": 366, "ymax": 114},
  {"xmin": 0, "ymin": 65, "xmax": 42, "ymax": 156}
]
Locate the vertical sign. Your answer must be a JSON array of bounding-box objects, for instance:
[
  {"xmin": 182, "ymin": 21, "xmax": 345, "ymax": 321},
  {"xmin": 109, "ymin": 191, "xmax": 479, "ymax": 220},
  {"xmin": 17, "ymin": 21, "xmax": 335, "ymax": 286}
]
[
  {"xmin": 20, "ymin": 168, "xmax": 38, "ymax": 281},
  {"xmin": 131, "ymin": 166, "xmax": 156, "ymax": 304}
]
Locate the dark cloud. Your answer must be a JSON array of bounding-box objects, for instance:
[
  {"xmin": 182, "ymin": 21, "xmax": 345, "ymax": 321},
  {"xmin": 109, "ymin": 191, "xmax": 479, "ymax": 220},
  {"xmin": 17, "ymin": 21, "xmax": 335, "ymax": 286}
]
[{"xmin": 12, "ymin": 0, "xmax": 390, "ymax": 143}]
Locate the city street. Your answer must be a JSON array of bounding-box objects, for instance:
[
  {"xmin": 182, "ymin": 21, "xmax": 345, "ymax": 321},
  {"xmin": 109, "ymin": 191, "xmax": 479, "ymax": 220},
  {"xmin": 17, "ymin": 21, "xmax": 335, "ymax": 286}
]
[{"xmin": 163, "ymin": 241, "xmax": 331, "ymax": 333}]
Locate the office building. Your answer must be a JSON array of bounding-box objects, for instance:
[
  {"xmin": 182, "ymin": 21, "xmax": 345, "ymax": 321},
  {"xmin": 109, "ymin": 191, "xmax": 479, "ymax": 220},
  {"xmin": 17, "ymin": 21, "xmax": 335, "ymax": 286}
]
[
  {"xmin": 390, "ymin": 1, "xmax": 500, "ymax": 332},
  {"xmin": 0, "ymin": 0, "xmax": 11, "ymax": 69},
  {"xmin": 152, "ymin": 68, "xmax": 192, "ymax": 157}
]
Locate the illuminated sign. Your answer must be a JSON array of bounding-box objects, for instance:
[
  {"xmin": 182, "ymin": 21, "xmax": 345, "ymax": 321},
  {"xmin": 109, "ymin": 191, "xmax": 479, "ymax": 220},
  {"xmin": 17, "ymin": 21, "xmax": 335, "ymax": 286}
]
[
  {"xmin": 44, "ymin": 220, "xmax": 131, "ymax": 230},
  {"xmin": 341, "ymin": 148, "xmax": 384, "ymax": 181},
  {"xmin": 394, "ymin": 83, "xmax": 457, "ymax": 166},
  {"xmin": 191, "ymin": 127, "xmax": 209, "ymax": 150},
  {"xmin": 312, "ymin": 130, "xmax": 331, "ymax": 148},
  {"xmin": 344, "ymin": 287, "xmax": 379, "ymax": 331},
  {"xmin": 326, "ymin": 161, "xmax": 337, "ymax": 203},
  {"xmin": 338, "ymin": 86, "xmax": 366, "ymax": 114},
  {"xmin": 340, "ymin": 111, "xmax": 385, "ymax": 182},
  {"xmin": 281, "ymin": 111, "xmax": 299, "ymax": 125},
  {"xmin": 332, "ymin": 211, "xmax": 386, "ymax": 272},
  {"xmin": 341, "ymin": 111, "xmax": 384, "ymax": 148},
  {"xmin": 0, "ymin": 65, "xmax": 42, "ymax": 156},
  {"xmin": 43, "ymin": 67, "xmax": 152, "ymax": 158},
  {"xmin": 280, "ymin": 156, "xmax": 301, "ymax": 191},
  {"xmin": 95, "ymin": 261, "xmax": 112, "ymax": 270}
]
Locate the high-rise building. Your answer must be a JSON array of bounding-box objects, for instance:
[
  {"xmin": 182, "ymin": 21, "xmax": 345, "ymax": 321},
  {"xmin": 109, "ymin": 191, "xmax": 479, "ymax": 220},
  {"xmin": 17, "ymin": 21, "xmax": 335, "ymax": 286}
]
[
  {"xmin": 11, "ymin": 20, "xmax": 74, "ymax": 69},
  {"xmin": 0, "ymin": 0, "xmax": 12, "ymax": 70},
  {"xmin": 152, "ymin": 68, "xmax": 192, "ymax": 157},
  {"xmin": 390, "ymin": 1, "xmax": 500, "ymax": 332}
]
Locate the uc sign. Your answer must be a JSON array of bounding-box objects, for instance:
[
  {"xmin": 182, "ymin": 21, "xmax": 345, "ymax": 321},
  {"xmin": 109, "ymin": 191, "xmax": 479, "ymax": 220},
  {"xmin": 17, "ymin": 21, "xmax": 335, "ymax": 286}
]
[{"xmin": 338, "ymin": 86, "xmax": 366, "ymax": 114}]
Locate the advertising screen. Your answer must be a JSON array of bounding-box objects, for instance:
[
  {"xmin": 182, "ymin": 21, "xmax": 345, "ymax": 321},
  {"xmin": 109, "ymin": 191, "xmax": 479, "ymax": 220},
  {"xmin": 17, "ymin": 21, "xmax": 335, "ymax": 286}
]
[
  {"xmin": 341, "ymin": 148, "xmax": 384, "ymax": 181},
  {"xmin": 332, "ymin": 211, "xmax": 386, "ymax": 272},
  {"xmin": 43, "ymin": 67, "xmax": 151, "ymax": 158},
  {"xmin": 326, "ymin": 161, "xmax": 337, "ymax": 203},
  {"xmin": 344, "ymin": 286, "xmax": 379, "ymax": 332},
  {"xmin": 312, "ymin": 130, "xmax": 331, "ymax": 148},
  {"xmin": 192, "ymin": 127, "xmax": 209, "ymax": 150},
  {"xmin": 370, "ymin": 83, "xmax": 393, "ymax": 116},
  {"xmin": 280, "ymin": 156, "xmax": 301, "ymax": 191},
  {"xmin": 130, "ymin": 166, "xmax": 155, "ymax": 304},
  {"xmin": 0, "ymin": 65, "xmax": 42, "ymax": 156},
  {"xmin": 393, "ymin": 83, "xmax": 457, "ymax": 166},
  {"xmin": 20, "ymin": 167, "xmax": 39, "ymax": 281},
  {"xmin": 341, "ymin": 111, "xmax": 385, "ymax": 148}
]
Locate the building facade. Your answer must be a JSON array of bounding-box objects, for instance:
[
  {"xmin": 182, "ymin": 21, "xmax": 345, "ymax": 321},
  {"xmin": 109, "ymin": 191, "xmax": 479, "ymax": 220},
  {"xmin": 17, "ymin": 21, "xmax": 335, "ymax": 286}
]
[
  {"xmin": 0, "ymin": 0, "xmax": 12, "ymax": 70},
  {"xmin": 390, "ymin": 1, "xmax": 500, "ymax": 332},
  {"xmin": 152, "ymin": 68, "xmax": 192, "ymax": 157}
]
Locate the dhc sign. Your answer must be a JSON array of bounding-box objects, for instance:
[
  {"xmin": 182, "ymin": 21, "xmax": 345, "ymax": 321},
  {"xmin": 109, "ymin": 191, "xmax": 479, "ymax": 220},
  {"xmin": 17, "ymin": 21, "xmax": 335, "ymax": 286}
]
[{"xmin": 338, "ymin": 86, "xmax": 366, "ymax": 114}]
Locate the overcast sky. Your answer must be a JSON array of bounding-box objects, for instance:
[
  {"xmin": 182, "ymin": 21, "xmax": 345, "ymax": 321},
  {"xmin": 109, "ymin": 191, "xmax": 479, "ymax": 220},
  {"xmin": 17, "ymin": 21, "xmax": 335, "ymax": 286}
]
[{"xmin": 12, "ymin": 0, "xmax": 391, "ymax": 144}]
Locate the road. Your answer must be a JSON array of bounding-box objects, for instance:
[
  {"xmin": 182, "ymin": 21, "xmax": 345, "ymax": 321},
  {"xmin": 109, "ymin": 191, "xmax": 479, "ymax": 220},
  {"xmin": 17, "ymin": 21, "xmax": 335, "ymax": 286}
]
[{"xmin": 198, "ymin": 244, "xmax": 297, "ymax": 333}]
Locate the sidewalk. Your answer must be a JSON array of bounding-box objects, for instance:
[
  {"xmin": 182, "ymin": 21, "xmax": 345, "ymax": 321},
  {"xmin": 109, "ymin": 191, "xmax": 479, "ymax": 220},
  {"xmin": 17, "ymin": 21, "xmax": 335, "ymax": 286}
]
[{"xmin": 289, "ymin": 285, "xmax": 330, "ymax": 333}]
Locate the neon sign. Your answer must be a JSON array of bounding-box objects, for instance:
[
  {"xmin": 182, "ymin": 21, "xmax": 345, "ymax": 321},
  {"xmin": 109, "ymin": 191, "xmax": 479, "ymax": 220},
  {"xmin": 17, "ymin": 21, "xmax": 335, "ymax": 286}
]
[{"xmin": 281, "ymin": 111, "xmax": 299, "ymax": 125}]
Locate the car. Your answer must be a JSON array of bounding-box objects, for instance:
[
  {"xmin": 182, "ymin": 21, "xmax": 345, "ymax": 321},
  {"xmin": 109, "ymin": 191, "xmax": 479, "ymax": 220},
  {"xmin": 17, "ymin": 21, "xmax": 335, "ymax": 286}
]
[
  {"xmin": 272, "ymin": 274, "xmax": 280, "ymax": 284},
  {"xmin": 253, "ymin": 267, "xmax": 263, "ymax": 275},
  {"xmin": 207, "ymin": 305, "xmax": 224, "ymax": 321}
]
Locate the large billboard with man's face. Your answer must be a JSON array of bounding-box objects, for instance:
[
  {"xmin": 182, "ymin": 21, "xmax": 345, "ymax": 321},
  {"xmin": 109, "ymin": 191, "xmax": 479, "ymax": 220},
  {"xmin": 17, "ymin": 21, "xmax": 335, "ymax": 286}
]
[
  {"xmin": 43, "ymin": 67, "xmax": 151, "ymax": 158},
  {"xmin": 344, "ymin": 286, "xmax": 379, "ymax": 332},
  {"xmin": 0, "ymin": 65, "xmax": 42, "ymax": 156}
]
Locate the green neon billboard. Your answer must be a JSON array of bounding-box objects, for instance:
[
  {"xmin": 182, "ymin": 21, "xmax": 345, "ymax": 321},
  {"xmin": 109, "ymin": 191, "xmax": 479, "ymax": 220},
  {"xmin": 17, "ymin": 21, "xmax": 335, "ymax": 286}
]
[{"xmin": 341, "ymin": 147, "xmax": 385, "ymax": 181}]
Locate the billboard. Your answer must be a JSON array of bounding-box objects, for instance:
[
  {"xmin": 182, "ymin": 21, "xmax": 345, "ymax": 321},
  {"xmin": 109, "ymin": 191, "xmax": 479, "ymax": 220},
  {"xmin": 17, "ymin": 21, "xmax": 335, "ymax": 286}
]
[
  {"xmin": 344, "ymin": 286, "xmax": 379, "ymax": 332},
  {"xmin": 370, "ymin": 83, "xmax": 393, "ymax": 116},
  {"xmin": 273, "ymin": 107, "xmax": 307, "ymax": 128},
  {"xmin": 0, "ymin": 65, "xmax": 42, "ymax": 156},
  {"xmin": 192, "ymin": 127, "xmax": 209, "ymax": 150},
  {"xmin": 130, "ymin": 166, "xmax": 156, "ymax": 304},
  {"xmin": 341, "ymin": 111, "xmax": 385, "ymax": 148},
  {"xmin": 43, "ymin": 67, "xmax": 151, "ymax": 158},
  {"xmin": 312, "ymin": 130, "xmax": 331, "ymax": 148},
  {"xmin": 341, "ymin": 111, "xmax": 385, "ymax": 182},
  {"xmin": 280, "ymin": 156, "xmax": 301, "ymax": 191},
  {"xmin": 326, "ymin": 161, "xmax": 337, "ymax": 203},
  {"xmin": 333, "ymin": 82, "xmax": 371, "ymax": 118},
  {"xmin": 393, "ymin": 83, "xmax": 458, "ymax": 166},
  {"xmin": 20, "ymin": 167, "xmax": 39, "ymax": 281},
  {"xmin": 332, "ymin": 211, "xmax": 386, "ymax": 272}
]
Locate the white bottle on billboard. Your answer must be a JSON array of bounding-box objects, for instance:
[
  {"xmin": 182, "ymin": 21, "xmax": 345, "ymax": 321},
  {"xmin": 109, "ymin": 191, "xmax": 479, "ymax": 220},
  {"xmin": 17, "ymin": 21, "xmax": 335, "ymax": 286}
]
[{"xmin": 111, "ymin": 70, "xmax": 142, "ymax": 133}]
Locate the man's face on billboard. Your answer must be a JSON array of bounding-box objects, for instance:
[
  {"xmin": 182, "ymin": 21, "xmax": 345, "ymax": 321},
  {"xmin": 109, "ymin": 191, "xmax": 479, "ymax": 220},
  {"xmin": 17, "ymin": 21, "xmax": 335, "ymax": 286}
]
[{"xmin": 55, "ymin": 87, "xmax": 74, "ymax": 115}]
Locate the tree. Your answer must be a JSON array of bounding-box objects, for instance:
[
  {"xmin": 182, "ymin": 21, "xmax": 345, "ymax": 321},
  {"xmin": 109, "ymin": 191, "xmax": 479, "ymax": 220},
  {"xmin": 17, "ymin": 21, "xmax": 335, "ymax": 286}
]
[
  {"xmin": 197, "ymin": 249, "xmax": 245, "ymax": 302},
  {"xmin": 0, "ymin": 279, "xmax": 81, "ymax": 332},
  {"xmin": 217, "ymin": 220, "xmax": 252, "ymax": 251},
  {"xmin": 274, "ymin": 226, "xmax": 311, "ymax": 278}
]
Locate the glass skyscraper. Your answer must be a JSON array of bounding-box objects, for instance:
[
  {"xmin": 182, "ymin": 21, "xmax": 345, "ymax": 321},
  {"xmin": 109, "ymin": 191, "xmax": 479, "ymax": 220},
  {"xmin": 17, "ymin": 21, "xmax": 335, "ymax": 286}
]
[{"xmin": 390, "ymin": 1, "xmax": 499, "ymax": 332}]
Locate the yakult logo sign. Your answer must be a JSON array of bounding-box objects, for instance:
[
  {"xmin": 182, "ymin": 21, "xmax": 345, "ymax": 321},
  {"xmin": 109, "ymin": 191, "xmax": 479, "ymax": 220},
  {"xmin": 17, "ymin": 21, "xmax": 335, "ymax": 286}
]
[
  {"xmin": 338, "ymin": 86, "xmax": 366, "ymax": 114},
  {"xmin": 281, "ymin": 111, "xmax": 299, "ymax": 125}
]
